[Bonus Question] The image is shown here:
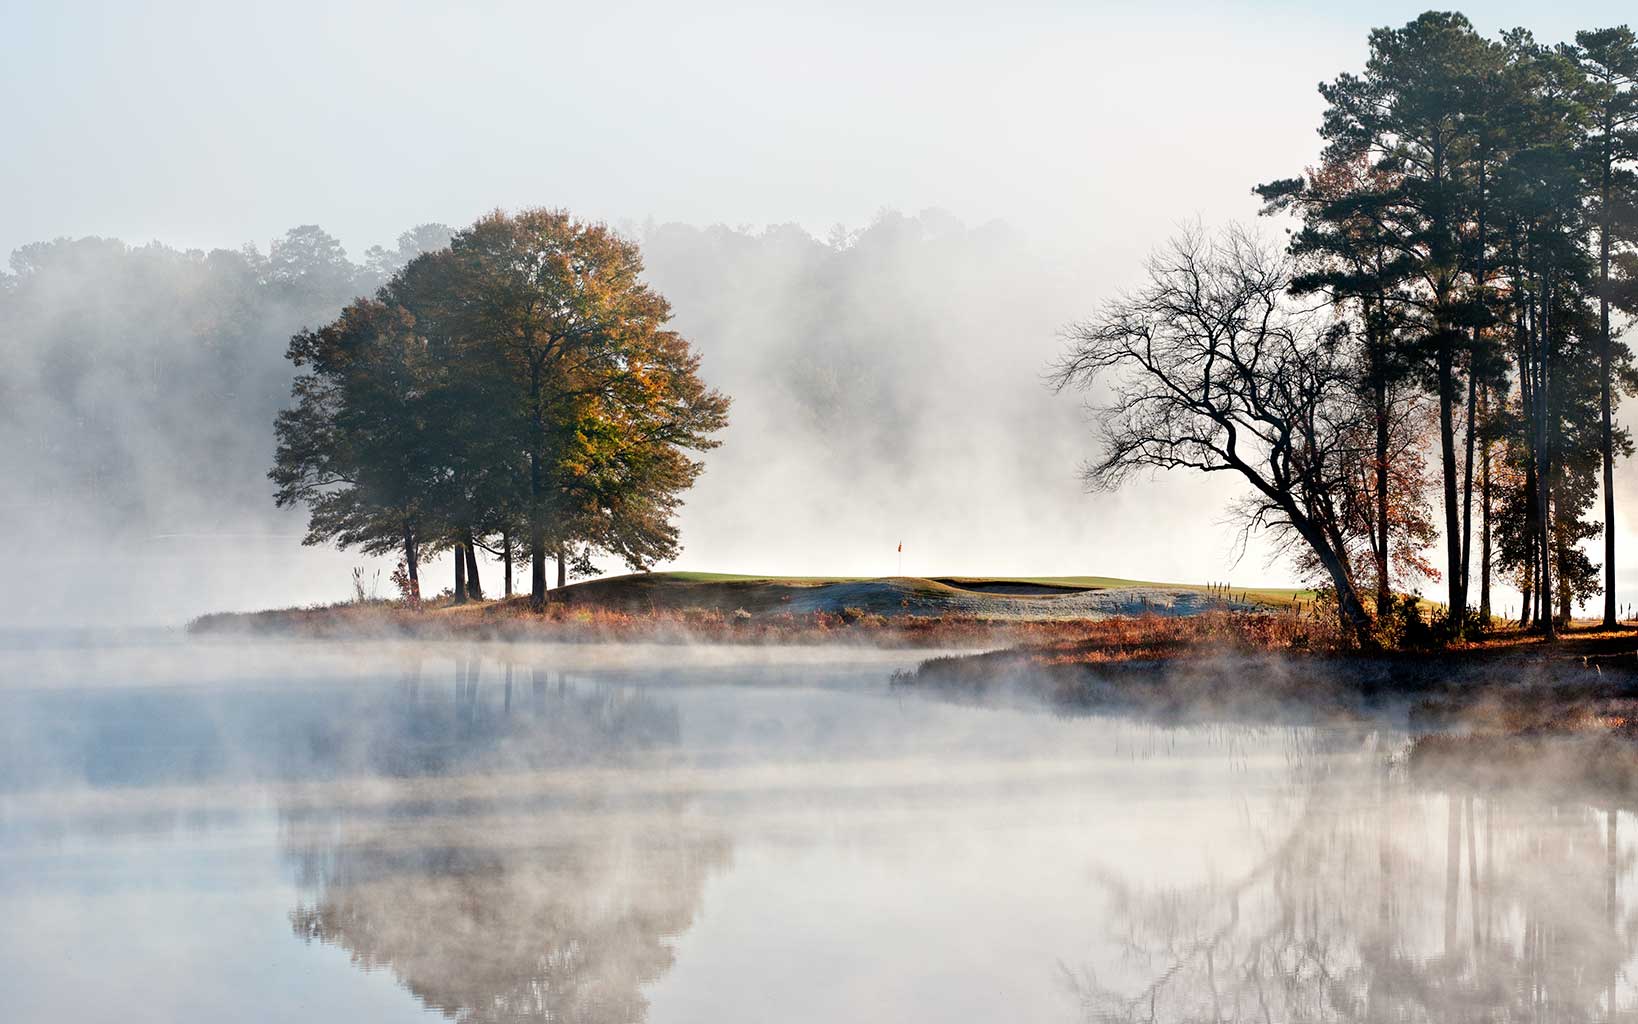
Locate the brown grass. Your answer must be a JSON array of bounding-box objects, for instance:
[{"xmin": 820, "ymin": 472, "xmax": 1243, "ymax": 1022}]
[
  {"xmin": 907, "ymin": 610, "xmax": 1342, "ymax": 680},
  {"xmin": 187, "ymin": 595, "xmax": 1121, "ymax": 648},
  {"xmin": 900, "ymin": 613, "xmax": 1638, "ymax": 728}
]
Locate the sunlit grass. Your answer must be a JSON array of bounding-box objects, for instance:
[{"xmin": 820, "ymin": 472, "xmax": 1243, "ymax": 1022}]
[{"xmin": 625, "ymin": 570, "xmax": 1312, "ymax": 605}]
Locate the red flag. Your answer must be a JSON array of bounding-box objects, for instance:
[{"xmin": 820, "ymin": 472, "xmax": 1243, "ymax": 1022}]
[{"xmin": 897, "ymin": 542, "xmax": 902, "ymax": 553}]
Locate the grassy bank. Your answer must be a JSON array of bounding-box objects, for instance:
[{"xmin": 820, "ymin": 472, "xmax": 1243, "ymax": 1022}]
[
  {"xmin": 189, "ymin": 594, "xmax": 1102, "ymax": 648},
  {"xmin": 898, "ymin": 614, "xmax": 1638, "ymax": 729},
  {"xmin": 585, "ymin": 571, "xmax": 1314, "ymax": 610},
  {"xmin": 187, "ymin": 570, "xmax": 1315, "ymax": 644}
]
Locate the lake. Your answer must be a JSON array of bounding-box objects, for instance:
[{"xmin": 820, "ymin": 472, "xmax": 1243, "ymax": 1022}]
[{"xmin": 2, "ymin": 636, "xmax": 1632, "ymax": 1021}]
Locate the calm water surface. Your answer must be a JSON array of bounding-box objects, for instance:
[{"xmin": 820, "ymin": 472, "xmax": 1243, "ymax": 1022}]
[{"xmin": 2, "ymin": 636, "xmax": 1633, "ymax": 1021}]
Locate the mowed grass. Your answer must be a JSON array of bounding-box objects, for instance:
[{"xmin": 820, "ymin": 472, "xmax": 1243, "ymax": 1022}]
[
  {"xmin": 605, "ymin": 571, "xmax": 1315, "ymax": 607},
  {"xmin": 1003, "ymin": 576, "xmax": 1316, "ymax": 607},
  {"xmin": 657, "ymin": 571, "xmax": 870, "ymax": 585}
]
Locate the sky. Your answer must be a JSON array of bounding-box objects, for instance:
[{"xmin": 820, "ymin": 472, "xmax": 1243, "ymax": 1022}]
[
  {"xmin": 4, "ymin": 0, "xmax": 1638, "ymax": 619},
  {"xmin": 7, "ymin": 0, "xmax": 1631, "ymax": 260}
]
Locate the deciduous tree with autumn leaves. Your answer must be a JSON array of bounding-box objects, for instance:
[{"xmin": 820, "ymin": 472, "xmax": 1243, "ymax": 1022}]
[{"xmin": 272, "ymin": 210, "xmax": 729, "ymax": 609}]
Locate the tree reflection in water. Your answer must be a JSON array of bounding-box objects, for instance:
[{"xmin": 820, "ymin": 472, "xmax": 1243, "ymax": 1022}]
[
  {"xmin": 284, "ymin": 654, "xmax": 729, "ymax": 1024},
  {"xmin": 1069, "ymin": 733, "xmax": 1638, "ymax": 1022}
]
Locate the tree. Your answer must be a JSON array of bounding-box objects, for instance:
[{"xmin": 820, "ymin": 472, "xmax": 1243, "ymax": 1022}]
[
  {"xmin": 1574, "ymin": 27, "xmax": 1638, "ymax": 626},
  {"xmin": 1329, "ymin": 389, "xmax": 1442, "ymax": 600},
  {"xmin": 420, "ymin": 210, "xmax": 729, "ymax": 608},
  {"xmin": 1492, "ymin": 33, "xmax": 1599, "ymax": 635},
  {"xmin": 1053, "ymin": 226, "xmax": 1376, "ymax": 645},
  {"xmin": 269, "ymin": 211, "xmax": 727, "ymax": 611},
  {"xmin": 1257, "ymin": 156, "xmax": 1422, "ymax": 615},
  {"xmin": 362, "ymin": 223, "xmax": 454, "ymax": 283},
  {"xmin": 266, "ymin": 225, "xmax": 360, "ymax": 308},
  {"xmin": 1271, "ymin": 15, "xmax": 1638, "ymax": 635},
  {"xmin": 1309, "ymin": 12, "xmax": 1504, "ymax": 634},
  {"xmin": 270, "ymin": 299, "xmax": 438, "ymax": 593}
]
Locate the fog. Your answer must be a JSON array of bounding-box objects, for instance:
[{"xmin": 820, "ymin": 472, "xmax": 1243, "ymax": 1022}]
[
  {"xmin": 7, "ymin": 639, "xmax": 1638, "ymax": 1021},
  {"xmin": 9, "ymin": 1, "xmax": 1638, "ymax": 625},
  {"xmin": 0, "ymin": 213, "xmax": 1258, "ymax": 626},
  {"xmin": 11, "ymin": 6, "xmax": 1638, "ymax": 1018}
]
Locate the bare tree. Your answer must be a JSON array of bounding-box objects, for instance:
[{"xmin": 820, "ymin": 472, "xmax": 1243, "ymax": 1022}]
[{"xmin": 1051, "ymin": 225, "xmax": 1375, "ymax": 645}]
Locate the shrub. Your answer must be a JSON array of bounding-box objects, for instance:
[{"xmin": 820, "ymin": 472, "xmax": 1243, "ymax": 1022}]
[
  {"xmin": 838, "ymin": 606, "xmax": 886, "ymax": 627},
  {"xmin": 390, "ymin": 561, "xmax": 421, "ymax": 609},
  {"xmin": 1379, "ymin": 592, "xmax": 1442, "ymax": 651}
]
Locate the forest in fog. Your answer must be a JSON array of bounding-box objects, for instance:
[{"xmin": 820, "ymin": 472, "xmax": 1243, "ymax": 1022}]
[
  {"xmin": 7, "ymin": 11, "xmax": 1637, "ymax": 644},
  {"xmin": 0, "ymin": 211, "xmax": 1096, "ymax": 622}
]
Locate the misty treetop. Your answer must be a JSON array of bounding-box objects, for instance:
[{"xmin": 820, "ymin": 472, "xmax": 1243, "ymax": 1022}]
[
  {"xmin": 0, "ymin": 224, "xmax": 452, "ymax": 532},
  {"xmin": 270, "ymin": 209, "xmax": 730, "ymax": 608},
  {"xmin": 1062, "ymin": 12, "xmax": 1638, "ymax": 645}
]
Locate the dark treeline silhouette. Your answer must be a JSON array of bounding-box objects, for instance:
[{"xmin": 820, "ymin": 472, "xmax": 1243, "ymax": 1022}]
[
  {"xmin": 269, "ymin": 209, "xmax": 730, "ymax": 608},
  {"xmin": 1060, "ymin": 12, "xmax": 1638, "ymax": 643}
]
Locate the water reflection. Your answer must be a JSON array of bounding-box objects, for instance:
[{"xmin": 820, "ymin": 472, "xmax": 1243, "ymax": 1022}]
[
  {"xmin": 336, "ymin": 655, "xmax": 681, "ymax": 777},
  {"xmin": 287, "ymin": 812, "xmax": 727, "ymax": 1023},
  {"xmin": 20, "ymin": 641, "xmax": 1638, "ymax": 1021},
  {"xmin": 282, "ymin": 656, "xmax": 728, "ymax": 1024},
  {"xmin": 1070, "ymin": 738, "xmax": 1638, "ymax": 1022}
]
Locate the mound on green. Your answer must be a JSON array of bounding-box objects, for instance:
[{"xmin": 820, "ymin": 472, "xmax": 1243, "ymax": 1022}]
[{"xmin": 552, "ymin": 572, "xmax": 1313, "ymax": 620}]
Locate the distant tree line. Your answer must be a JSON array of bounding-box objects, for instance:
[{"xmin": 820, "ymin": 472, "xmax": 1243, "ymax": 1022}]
[
  {"xmin": 1059, "ymin": 13, "xmax": 1638, "ymax": 645},
  {"xmin": 270, "ymin": 210, "xmax": 730, "ymax": 607},
  {"xmin": 0, "ymin": 224, "xmax": 452, "ymax": 533},
  {"xmin": 4, "ymin": 211, "xmax": 1063, "ymax": 616}
]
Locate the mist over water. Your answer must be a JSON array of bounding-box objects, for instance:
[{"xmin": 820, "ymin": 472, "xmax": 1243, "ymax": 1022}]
[
  {"xmin": 13, "ymin": 4, "xmax": 1638, "ymax": 1020},
  {"xmin": 3, "ymin": 637, "xmax": 1634, "ymax": 1021}
]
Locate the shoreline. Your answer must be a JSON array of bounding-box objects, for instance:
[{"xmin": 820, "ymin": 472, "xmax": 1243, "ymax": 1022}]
[
  {"xmin": 184, "ymin": 596, "xmax": 1109, "ymax": 649},
  {"xmin": 897, "ymin": 621, "xmax": 1638, "ymax": 734},
  {"xmin": 185, "ymin": 570, "xmax": 1317, "ymax": 648}
]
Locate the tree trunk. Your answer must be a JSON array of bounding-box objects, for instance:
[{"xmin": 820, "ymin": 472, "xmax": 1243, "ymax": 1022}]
[
  {"xmin": 1557, "ymin": 531, "xmax": 1573, "ymax": 628},
  {"xmin": 1461, "ymin": 166, "xmax": 1487, "ymax": 624},
  {"xmin": 1480, "ymin": 400, "xmax": 1492, "ymax": 625},
  {"xmin": 1538, "ymin": 531, "xmax": 1551, "ymax": 630},
  {"xmin": 1438, "ymin": 343, "xmax": 1464, "ymax": 634},
  {"xmin": 1285, "ymin": 507, "xmax": 1373, "ymax": 647},
  {"xmin": 463, "ymin": 529, "xmax": 483, "ymax": 600},
  {"xmin": 557, "ymin": 548, "xmax": 567, "ymax": 590},
  {"xmin": 1538, "ymin": 272, "xmax": 1556, "ymax": 640},
  {"xmin": 1432, "ymin": 139, "xmax": 1463, "ymax": 637},
  {"xmin": 454, "ymin": 542, "xmax": 467, "ymax": 604},
  {"xmin": 1520, "ymin": 561, "xmax": 1533, "ymax": 629},
  {"xmin": 530, "ymin": 531, "xmax": 547, "ymax": 610},
  {"xmin": 1374, "ymin": 328, "xmax": 1392, "ymax": 617},
  {"xmin": 529, "ymin": 360, "xmax": 547, "ymax": 611},
  {"xmin": 1517, "ymin": 295, "xmax": 1538, "ymax": 633},
  {"xmin": 1461, "ymin": 360, "xmax": 1477, "ymax": 617},
  {"xmin": 502, "ymin": 527, "xmax": 513, "ymax": 599},
  {"xmin": 1601, "ymin": 140, "xmax": 1617, "ymax": 628},
  {"xmin": 403, "ymin": 521, "xmax": 420, "ymax": 603}
]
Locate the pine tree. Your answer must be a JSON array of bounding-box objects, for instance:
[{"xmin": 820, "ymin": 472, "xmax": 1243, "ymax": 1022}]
[
  {"xmin": 1308, "ymin": 12, "xmax": 1504, "ymax": 634},
  {"xmin": 1574, "ymin": 28, "xmax": 1638, "ymax": 626}
]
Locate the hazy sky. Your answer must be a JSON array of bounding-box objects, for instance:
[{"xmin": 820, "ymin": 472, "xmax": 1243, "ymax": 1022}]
[
  {"xmin": 6, "ymin": 0, "xmax": 1638, "ymax": 618},
  {"xmin": 5, "ymin": 1, "xmax": 1631, "ymax": 261}
]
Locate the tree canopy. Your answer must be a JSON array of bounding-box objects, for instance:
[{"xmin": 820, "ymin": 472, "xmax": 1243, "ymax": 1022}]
[
  {"xmin": 271, "ymin": 209, "xmax": 730, "ymax": 606},
  {"xmin": 1066, "ymin": 13, "xmax": 1638, "ymax": 641}
]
